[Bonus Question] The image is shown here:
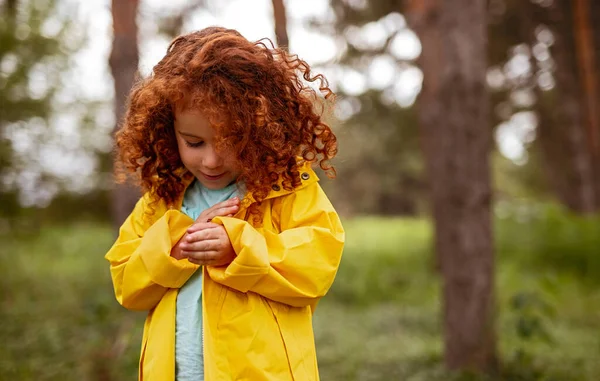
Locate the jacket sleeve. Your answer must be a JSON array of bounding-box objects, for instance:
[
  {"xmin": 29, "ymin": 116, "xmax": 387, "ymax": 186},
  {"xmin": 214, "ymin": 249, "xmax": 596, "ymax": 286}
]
[
  {"xmin": 208, "ymin": 182, "xmax": 345, "ymax": 309},
  {"xmin": 105, "ymin": 195, "xmax": 199, "ymax": 311}
]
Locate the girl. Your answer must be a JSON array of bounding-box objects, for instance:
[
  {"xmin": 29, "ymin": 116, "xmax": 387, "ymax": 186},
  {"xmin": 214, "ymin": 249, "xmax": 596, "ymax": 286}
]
[{"xmin": 105, "ymin": 27, "xmax": 344, "ymax": 381}]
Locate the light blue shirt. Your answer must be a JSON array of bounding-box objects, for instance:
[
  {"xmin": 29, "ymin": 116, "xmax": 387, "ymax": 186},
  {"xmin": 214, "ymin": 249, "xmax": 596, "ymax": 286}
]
[{"xmin": 176, "ymin": 180, "xmax": 241, "ymax": 380}]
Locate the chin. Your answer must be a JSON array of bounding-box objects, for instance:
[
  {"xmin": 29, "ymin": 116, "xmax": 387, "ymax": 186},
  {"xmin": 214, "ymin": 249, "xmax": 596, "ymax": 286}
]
[
  {"xmin": 196, "ymin": 178, "xmax": 229, "ymax": 190},
  {"xmin": 203, "ymin": 183, "xmax": 226, "ymax": 190}
]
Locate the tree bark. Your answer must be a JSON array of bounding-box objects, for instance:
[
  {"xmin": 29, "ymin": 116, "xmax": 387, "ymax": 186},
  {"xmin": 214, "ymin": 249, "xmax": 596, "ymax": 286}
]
[
  {"xmin": 543, "ymin": 0, "xmax": 598, "ymax": 213},
  {"xmin": 573, "ymin": 0, "xmax": 600, "ymax": 156},
  {"xmin": 572, "ymin": 0, "xmax": 600, "ymax": 209},
  {"xmin": 591, "ymin": 0, "xmax": 600, "ymax": 202},
  {"xmin": 407, "ymin": 0, "xmax": 497, "ymax": 373},
  {"xmin": 109, "ymin": 0, "xmax": 140, "ymax": 230},
  {"xmin": 271, "ymin": 0, "xmax": 289, "ymax": 49}
]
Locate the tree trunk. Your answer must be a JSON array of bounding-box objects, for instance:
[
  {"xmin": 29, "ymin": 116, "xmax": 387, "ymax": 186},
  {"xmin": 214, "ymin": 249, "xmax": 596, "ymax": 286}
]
[
  {"xmin": 573, "ymin": 0, "xmax": 600, "ymax": 156},
  {"xmin": 109, "ymin": 0, "xmax": 140, "ymax": 231},
  {"xmin": 572, "ymin": 0, "xmax": 600, "ymax": 209},
  {"xmin": 271, "ymin": 0, "xmax": 289, "ymax": 49},
  {"xmin": 543, "ymin": 0, "xmax": 598, "ymax": 213},
  {"xmin": 592, "ymin": 0, "xmax": 600, "ymax": 202},
  {"xmin": 407, "ymin": 0, "xmax": 497, "ymax": 373}
]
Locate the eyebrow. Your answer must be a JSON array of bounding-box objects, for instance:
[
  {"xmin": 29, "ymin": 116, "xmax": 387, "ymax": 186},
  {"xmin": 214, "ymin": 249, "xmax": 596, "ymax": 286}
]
[{"xmin": 178, "ymin": 131, "xmax": 203, "ymax": 139}]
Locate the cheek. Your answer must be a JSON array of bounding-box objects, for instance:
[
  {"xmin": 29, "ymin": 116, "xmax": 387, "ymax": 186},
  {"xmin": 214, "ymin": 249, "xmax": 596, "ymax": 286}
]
[{"xmin": 176, "ymin": 143, "xmax": 196, "ymax": 168}]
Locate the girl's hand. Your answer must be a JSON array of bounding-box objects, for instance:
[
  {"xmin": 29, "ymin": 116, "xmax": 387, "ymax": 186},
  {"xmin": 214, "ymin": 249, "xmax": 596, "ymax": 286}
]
[
  {"xmin": 171, "ymin": 198, "xmax": 239, "ymax": 260},
  {"xmin": 178, "ymin": 222, "xmax": 236, "ymax": 266},
  {"xmin": 196, "ymin": 197, "xmax": 240, "ymax": 223}
]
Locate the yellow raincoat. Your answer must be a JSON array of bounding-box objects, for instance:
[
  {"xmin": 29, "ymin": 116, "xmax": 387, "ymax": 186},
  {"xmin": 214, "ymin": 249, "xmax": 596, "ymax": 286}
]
[{"xmin": 105, "ymin": 164, "xmax": 344, "ymax": 381}]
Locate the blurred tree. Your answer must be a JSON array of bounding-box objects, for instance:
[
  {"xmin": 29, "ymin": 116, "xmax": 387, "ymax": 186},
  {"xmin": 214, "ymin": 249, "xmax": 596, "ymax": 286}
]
[
  {"xmin": 592, "ymin": 0, "xmax": 600, "ymax": 203},
  {"xmin": 271, "ymin": 0, "xmax": 289, "ymax": 49},
  {"xmin": 573, "ymin": 0, "xmax": 599, "ymax": 158},
  {"xmin": 320, "ymin": 0, "xmax": 600, "ymax": 216},
  {"xmin": 5, "ymin": 0, "xmax": 16, "ymax": 16},
  {"xmin": 492, "ymin": 0, "xmax": 600, "ymax": 214},
  {"xmin": 318, "ymin": 0, "xmax": 425, "ymax": 215},
  {"xmin": 486, "ymin": 0, "xmax": 551, "ymax": 203},
  {"xmin": 543, "ymin": 0, "xmax": 597, "ymax": 213},
  {"xmin": 0, "ymin": 0, "xmax": 83, "ymax": 219},
  {"xmin": 156, "ymin": 0, "xmax": 205, "ymax": 39},
  {"xmin": 456, "ymin": 0, "xmax": 596, "ymax": 213},
  {"xmin": 109, "ymin": 0, "xmax": 140, "ymax": 230},
  {"xmin": 406, "ymin": 0, "xmax": 497, "ymax": 373},
  {"xmin": 106, "ymin": 0, "xmax": 209, "ymax": 231},
  {"xmin": 571, "ymin": 0, "xmax": 600, "ymax": 211}
]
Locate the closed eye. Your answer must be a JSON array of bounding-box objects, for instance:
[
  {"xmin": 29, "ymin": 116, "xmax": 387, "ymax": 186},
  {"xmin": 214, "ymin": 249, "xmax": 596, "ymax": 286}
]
[{"xmin": 184, "ymin": 140, "xmax": 204, "ymax": 148}]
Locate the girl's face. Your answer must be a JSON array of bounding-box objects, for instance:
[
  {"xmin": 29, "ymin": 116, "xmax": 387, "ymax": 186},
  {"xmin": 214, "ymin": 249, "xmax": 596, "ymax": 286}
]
[{"xmin": 174, "ymin": 109, "xmax": 240, "ymax": 190}]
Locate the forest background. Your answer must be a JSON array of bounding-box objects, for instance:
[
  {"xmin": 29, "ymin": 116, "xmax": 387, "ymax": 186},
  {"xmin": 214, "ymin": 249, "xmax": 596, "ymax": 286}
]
[{"xmin": 1, "ymin": 0, "xmax": 600, "ymax": 380}]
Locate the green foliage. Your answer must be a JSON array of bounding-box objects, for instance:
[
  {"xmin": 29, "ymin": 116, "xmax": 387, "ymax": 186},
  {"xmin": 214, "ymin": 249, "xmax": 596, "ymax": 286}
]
[
  {"xmin": 496, "ymin": 202, "xmax": 600, "ymax": 284},
  {"xmin": 328, "ymin": 216, "xmax": 435, "ymax": 305},
  {"xmin": 0, "ymin": 223, "xmax": 143, "ymax": 380},
  {"xmin": 509, "ymin": 291, "xmax": 555, "ymax": 344},
  {"xmin": 0, "ymin": 0, "xmax": 88, "ymax": 217},
  {"xmin": 0, "ymin": 0, "xmax": 78, "ymax": 131},
  {"xmin": 311, "ymin": 1, "xmax": 426, "ymax": 215},
  {"xmin": 318, "ymin": 0, "xmax": 580, "ymax": 215},
  {"xmin": 1, "ymin": 207, "xmax": 599, "ymax": 380},
  {"xmin": 325, "ymin": 97, "xmax": 425, "ymax": 215},
  {"xmin": 321, "ymin": 207, "xmax": 600, "ymax": 380}
]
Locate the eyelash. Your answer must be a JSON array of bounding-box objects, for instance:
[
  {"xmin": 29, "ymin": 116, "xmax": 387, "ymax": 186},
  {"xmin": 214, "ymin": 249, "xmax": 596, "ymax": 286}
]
[{"xmin": 185, "ymin": 141, "xmax": 204, "ymax": 148}]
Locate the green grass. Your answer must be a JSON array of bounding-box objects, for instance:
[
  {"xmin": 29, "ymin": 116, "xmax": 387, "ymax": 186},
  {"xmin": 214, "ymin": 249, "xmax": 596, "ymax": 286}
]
[
  {"xmin": 319, "ymin": 212, "xmax": 600, "ymax": 381},
  {"xmin": 0, "ymin": 223, "xmax": 143, "ymax": 380},
  {"xmin": 1, "ymin": 206, "xmax": 599, "ymax": 380}
]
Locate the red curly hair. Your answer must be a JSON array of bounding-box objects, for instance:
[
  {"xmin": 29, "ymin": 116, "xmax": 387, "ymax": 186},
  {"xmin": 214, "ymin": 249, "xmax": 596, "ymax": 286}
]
[{"xmin": 116, "ymin": 27, "xmax": 337, "ymax": 218}]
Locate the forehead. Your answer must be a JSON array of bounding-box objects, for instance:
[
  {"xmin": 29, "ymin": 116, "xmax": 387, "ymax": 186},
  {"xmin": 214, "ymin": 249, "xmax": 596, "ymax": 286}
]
[{"xmin": 174, "ymin": 109, "xmax": 212, "ymax": 131}]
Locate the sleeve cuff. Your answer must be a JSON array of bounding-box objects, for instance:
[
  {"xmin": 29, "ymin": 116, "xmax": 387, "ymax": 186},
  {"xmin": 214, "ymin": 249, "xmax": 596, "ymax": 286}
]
[
  {"xmin": 138, "ymin": 209, "xmax": 199, "ymax": 288},
  {"xmin": 210, "ymin": 216, "xmax": 270, "ymax": 292}
]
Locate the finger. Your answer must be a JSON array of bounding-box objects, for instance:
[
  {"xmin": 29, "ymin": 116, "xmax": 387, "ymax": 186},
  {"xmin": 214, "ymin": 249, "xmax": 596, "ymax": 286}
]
[
  {"xmin": 214, "ymin": 197, "xmax": 239, "ymax": 206},
  {"xmin": 207, "ymin": 198, "xmax": 240, "ymax": 214},
  {"xmin": 204, "ymin": 205, "xmax": 239, "ymax": 221},
  {"xmin": 203, "ymin": 198, "xmax": 239, "ymax": 214},
  {"xmin": 187, "ymin": 222, "xmax": 219, "ymax": 234},
  {"xmin": 181, "ymin": 238, "xmax": 220, "ymax": 252},
  {"xmin": 186, "ymin": 251, "xmax": 221, "ymax": 265},
  {"xmin": 186, "ymin": 223, "xmax": 220, "ymax": 238}
]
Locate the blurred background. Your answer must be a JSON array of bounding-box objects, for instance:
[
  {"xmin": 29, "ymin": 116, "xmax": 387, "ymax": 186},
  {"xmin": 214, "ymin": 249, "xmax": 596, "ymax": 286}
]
[{"xmin": 1, "ymin": 0, "xmax": 600, "ymax": 380}]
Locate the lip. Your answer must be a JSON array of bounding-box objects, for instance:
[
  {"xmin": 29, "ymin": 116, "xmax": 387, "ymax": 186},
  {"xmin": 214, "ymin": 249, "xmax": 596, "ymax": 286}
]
[{"xmin": 200, "ymin": 172, "xmax": 226, "ymax": 181}]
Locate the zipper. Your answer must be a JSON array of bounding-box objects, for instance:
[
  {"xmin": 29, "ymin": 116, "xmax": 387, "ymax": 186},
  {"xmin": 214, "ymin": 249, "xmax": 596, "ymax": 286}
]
[{"xmin": 202, "ymin": 265, "xmax": 207, "ymax": 379}]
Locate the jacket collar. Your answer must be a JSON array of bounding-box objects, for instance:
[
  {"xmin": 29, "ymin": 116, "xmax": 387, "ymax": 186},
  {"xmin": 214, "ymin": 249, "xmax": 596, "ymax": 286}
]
[
  {"xmin": 174, "ymin": 160, "xmax": 319, "ymax": 209},
  {"xmin": 248, "ymin": 160, "xmax": 319, "ymax": 204}
]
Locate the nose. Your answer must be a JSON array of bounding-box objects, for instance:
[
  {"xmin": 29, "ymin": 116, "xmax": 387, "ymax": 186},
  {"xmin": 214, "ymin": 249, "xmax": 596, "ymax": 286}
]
[{"xmin": 202, "ymin": 145, "xmax": 223, "ymax": 169}]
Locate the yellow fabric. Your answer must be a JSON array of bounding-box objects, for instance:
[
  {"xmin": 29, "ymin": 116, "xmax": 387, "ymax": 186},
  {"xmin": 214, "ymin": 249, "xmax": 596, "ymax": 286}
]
[{"xmin": 105, "ymin": 164, "xmax": 345, "ymax": 381}]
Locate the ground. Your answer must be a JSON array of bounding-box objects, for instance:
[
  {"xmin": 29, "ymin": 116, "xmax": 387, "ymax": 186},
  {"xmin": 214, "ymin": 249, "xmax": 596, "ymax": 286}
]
[{"xmin": 1, "ymin": 206, "xmax": 599, "ymax": 380}]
